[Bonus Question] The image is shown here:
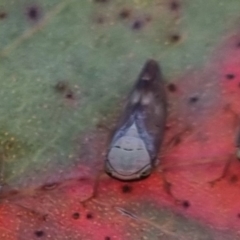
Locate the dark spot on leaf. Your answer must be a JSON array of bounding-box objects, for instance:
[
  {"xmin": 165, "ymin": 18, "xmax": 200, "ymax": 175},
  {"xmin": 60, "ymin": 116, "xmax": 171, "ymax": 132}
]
[
  {"xmin": 236, "ymin": 42, "xmax": 240, "ymax": 48},
  {"xmin": 96, "ymin": 16, "xmax": 104, "ymax": 24},
  {"xmin": 65, "ymin": 90, "xmax": 74, "ymax": 99},
  {"xmin": 86, "ymin": 213, "xmax": 93, "ymax": 219},
  {"xmin": 170, "ymin": 34, "xmax": 181, "ymax": 43},
  {"xmin": 170, "ymin": 1, "xmax": 180, "ymax": 11},
  {"xmin": 132, "ymin": 20, "xmax": 143, "ymax": 30},
  {"xmin": 94, "ymin": 0, "xmax": 109, "ymax": 3},
  {"xmin": 145, "ymin": 15, "xmax": 152, "ymax": 22},
  {"xmin": 167, "ymin": 83, "xmax": 177, "ymax": 92},
  {"xmin": 34, "ymin": 230, "xmax": 44, "ymax": 237},
  {"xmin": 226, "ymin": 74, "xmax": 235, "ymax": 80},
  {"xmin": 122, "ymin": 184, "xmax": 132, "ymax": 193},
  {"xmin": 54, "ymin": 81, "xmax": 68, "ymax": 93},
  {"xmin": 105, "ymin": 237, "xmax": 111, "ymax": 240},
  {"xmin": 182, "ymin": 200, "xmax": 190, "ymax": 208},
  {"xmin": 72, "ymin": 212, "xmax": 80, "ymax": 219},
  {"xmin": 229, "ymin": 175, "xmax": 238, "ymax": 183},
  {"xmin": 119, "ymin": 8, "xmax": 131, "ymax": 19},
  {"xmin": 189, "ymin": 96, "xmax": 199, "ymax": 104},
  {"xmin": 0, "ymin": 11, "xmax": 7, "ymax": 19},
  {"xmin": 26, "ymin": 5, "xmax": 42, "ymax": 21},
  {"xmin": 41, "ymin": 182, "xmax": 58, "ymax": 191},
  {"xmin": 237, "ymin": 213, "xmax": 240, "ymax": 218}
]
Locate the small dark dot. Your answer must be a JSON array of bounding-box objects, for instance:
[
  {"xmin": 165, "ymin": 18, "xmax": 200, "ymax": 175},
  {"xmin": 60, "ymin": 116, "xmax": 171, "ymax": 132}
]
[
  {"xmin": 170, "ymin": 1, "xmax": 180, "ymax": 11},
  {"xmin": 132, "ymin": 20, "xmax": 143, "ymax": 30},
  {"xmin": 54, "ymin": 81, "xmax": 68, "ymax": 93},
  {"xmin": 34, "ymin": 230, "xmax": 44, "ymax": 237},
  {"xmin": 27, "ymin": 6, "xmax": 41, "ymax": 21},
  {"xmin": 0, "ymin": 11, "xmax": 7, "ymax": 19},
  {"xmin": 167, "ymin": 83, "xmax": 177, "ymax": 92},
  {"xmin": 189, "ymin": 96, "xmax": 199, "ymax": 103},
  {"xmin": 182, "ymin": 200, "xmax": 190, "ymax": 208},
  {"xmin": 94, "ymin": 0, "xmax": 109, "ymax": 3},
  {"xmin": 105, "ymin": 237, "xmax": 111, "ymax": 240},
  {"xmin": 236, "ymin": 42, "xmax": 240, "ymax": 48},
  {"xmin": 96, "ymin": 16, "xmax": 104, "ymax": 24},
  {"xmin": 119, "ymin": 8, "xmax": 131, "ymax": 19},
  {"xmin": 65, "ymin": 90, "xmax": 74, "ymax": 99},
  {"xmin": 121, "ymin": 184, "xmax": 132, "ymax": 193},
  {"xmin": 86, "ymin": 213, "xmax": 93, "ymax": 219},
  {"xmin": 237, "ymin": 213, "xmax": 240, "ymax": 218},
  {"xmin": 170, "ymin": 34, "xmax": 181, "ymax": 43},
  {"xmin": 72, "ymin": 212, "xmax": 80, "ymax": 219},
  {"xmin": 230, "ymin": 175, "xmax": 238, "ymax": 183},
  {"xmin": 226, "ymin": 74, "xmax": 235, "ymax": 80}
]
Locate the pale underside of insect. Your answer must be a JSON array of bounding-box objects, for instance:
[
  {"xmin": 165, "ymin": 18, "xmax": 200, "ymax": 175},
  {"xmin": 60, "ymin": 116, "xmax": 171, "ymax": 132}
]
[{"xmin": 105, "ymin": 59, "xmax": 167, "ymax": 181}]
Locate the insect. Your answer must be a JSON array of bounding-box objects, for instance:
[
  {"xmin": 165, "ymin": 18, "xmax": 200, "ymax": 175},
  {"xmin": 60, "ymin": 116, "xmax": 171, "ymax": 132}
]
[{"xmin": 105, "ymin": 59, "xmax": 167, "ymax": 181}]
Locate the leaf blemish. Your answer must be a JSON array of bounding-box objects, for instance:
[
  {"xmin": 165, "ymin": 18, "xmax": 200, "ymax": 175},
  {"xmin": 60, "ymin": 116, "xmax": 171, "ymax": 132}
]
[
  {"xmin": 72, "ymin": 212, "xmax": 80, "ymax": 219},
  {"xmin": 182, "ymin": 200, "xmax": 191, "ymax": 209},
  {"xmin": 169, "ymin": 34, "xmax": 181, "ymax": 43},
  {"xmin": 119, "ymin": 8, "xmax": 131, "ymax": 19},
  {"xmin": 34, "ymin": 230, "xmax": 45, "ymax": 237},
  {"xmin": 170, "ymin": 1, "xmax": 180, "ymax": 11},
  {"xmin": 189, "ymin": 96, "xmax": 199, "ymax": 104},
  {"xmin": 132, "ymin": 20, "xmax": 143, "ymax": 30},
  {"xmin": 229, "ymin": 175, "xmax": 238, "ymax": 184},
  {"xmin": 86, "ymin": 213, "xmax": 93, "ymax": 219},
  {"xmin": 105, "ymin": 237, "xmax": 111, "ymax": 240},
  {"xmin": 0, "ymin": 11, "xmax": 7, "ymax": 19},
  {"xmin": 26, "ymin": 5, "xmax": 42, "ymax": 21},
  {"xmin": 121, "ymin": 184, "xmax": 132, "ymax": 193},
  {"xmin": 167, "ymin": 83, "xmax": 177, "ymax": 92},
  {"xmin": 226, "ymin": 74, "xmax": 235, "ymax": 80}
]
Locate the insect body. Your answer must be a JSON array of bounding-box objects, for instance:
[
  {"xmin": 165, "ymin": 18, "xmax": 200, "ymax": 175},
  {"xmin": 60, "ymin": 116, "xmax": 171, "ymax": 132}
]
[{"xmin": 105, "ymin": 59, "xmax": 167, "ymax": 181}]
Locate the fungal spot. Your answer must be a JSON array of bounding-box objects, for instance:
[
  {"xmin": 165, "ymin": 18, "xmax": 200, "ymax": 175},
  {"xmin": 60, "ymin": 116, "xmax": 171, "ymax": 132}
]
[
  {"xmin": 170, "ymin": 1, "xmax": 180, "ymax": 11},
  {"xmin": 86, "ymin": 213, "xmax": 93, "ymax": 219},
  {"xmin": 119, "ymin": 8, "xmax": 131, "ymax": 19},
  {"xmin": 225, "ymin": 74, "xmax": 235, "ymax": 80},
  {"xmin": 34, "ymin": 230, "xmax": 44, "ymax": 237},
  {"xmin": 26, "ymin": 5, "xmax": 42, "ymax": 21},
  {"xmin": 0, "ymin": 11, "xmax": 7, "ymax": 19},
  {"xmin": 167, "ymin": 83, "xmax": 177, "ymax": 92},
  {"xmin": 182, "ymin": 200, "xmax": 190, "ymax": 208},
  {"xmin": 229, "ymin": 175, "xmax": 238, "ymax": 183},
  {"xmin": 237, "ymin": 213, "xmax": 240, "ymax": 218},
  {"xmin": 105, "ymin": 237, "xmax": 111, "ymax": 240},
  {"xmin": 132, "ymin": 20, "xmax": 143, "ymax": 30},
  {"xmin": 121, "ymin": 184, "xmax": 132, "ymax": 193},
  {"xmin": 169, "ymin": 34, "xmax": 181, "ymax": 43},
  {"xmin": 96, "ymin": 16, "xmax": 104, "ymax": 24},
  {"xmin": 236, "ymin": 42, "xmax": 240, "ymax": 48},
  {"xmin": 72, "ymin": 212, "xmax": 80, "ymax": 219},
  {"xmin": 189, "ymin": 96, "xmax": 199, "ymax": 104}
]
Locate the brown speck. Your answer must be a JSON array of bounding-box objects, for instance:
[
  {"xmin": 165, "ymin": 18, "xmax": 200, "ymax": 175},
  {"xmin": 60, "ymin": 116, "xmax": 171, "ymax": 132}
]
[
  {"xmin": 65, "ymin": 90, "xmax": 74, "ymax": 99},
  {"xmin": 182, "ymin": 200, "xmax": 190, "ymax": 208},
  {"xmin": 54, "ymin": 81, "xmax": 68, "ymax": 93},
  {"xmin": 170, "ymin": 34, "xmax": 181, "ymax": 43},
  {"xmin": 34, "ymin": 230, "xmax": 44, "ymax": 237},
  {"xmin": 167, "ymin": 83, "xmax": 177, "ymax": 92},
  {"xmin": 132, "ymin": 20, "xmax": 143, "ymax": 30},
  {"xmin": 96, "ymin": 16, "xmax": 104, "ymax": 24},
  {"xmin": 72, "ymin": 212, "xmax": 80, "ymax": 219},
  {"xmin": 86, "ymin": 213, "xmax": 93, "ymax": 219},
  {"xmin": 122, "ymin": 184, "xmax": 132, "ymax": 193},
  {"xmin": 119, "ymin": 8, "xmax": 131, "ymax": 19},
  {"xmin": 170, "ymin": 1, "xmax": 180, "ymax": 11},
  {"xmin": 237, "ymin": 213, "xmax": 240, "ymax": 218},
  {"xmin": 226, "ymin": 74, "xmax": 235, "ymax": 80},
  {"xmin": 0, "ymin": 11, "xmax": 7, "ymax": 19},
  {"xmin": 94, "ymin": 0, "xmax": 109, "ymax": 3},
  {"xmin": 105, "ymin": 237, "xmax": 111, "ymax": 240},
  {"xmin": 26, "ymin": 5, "xmax": 42, "ymax": 21},
  {"xmin": 189, "ymin": 96, "xmax": 199, "ymax": 104},
  {"xmin": 230, "ymin": 175, "xmax": 238, "ymax": 183}
]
